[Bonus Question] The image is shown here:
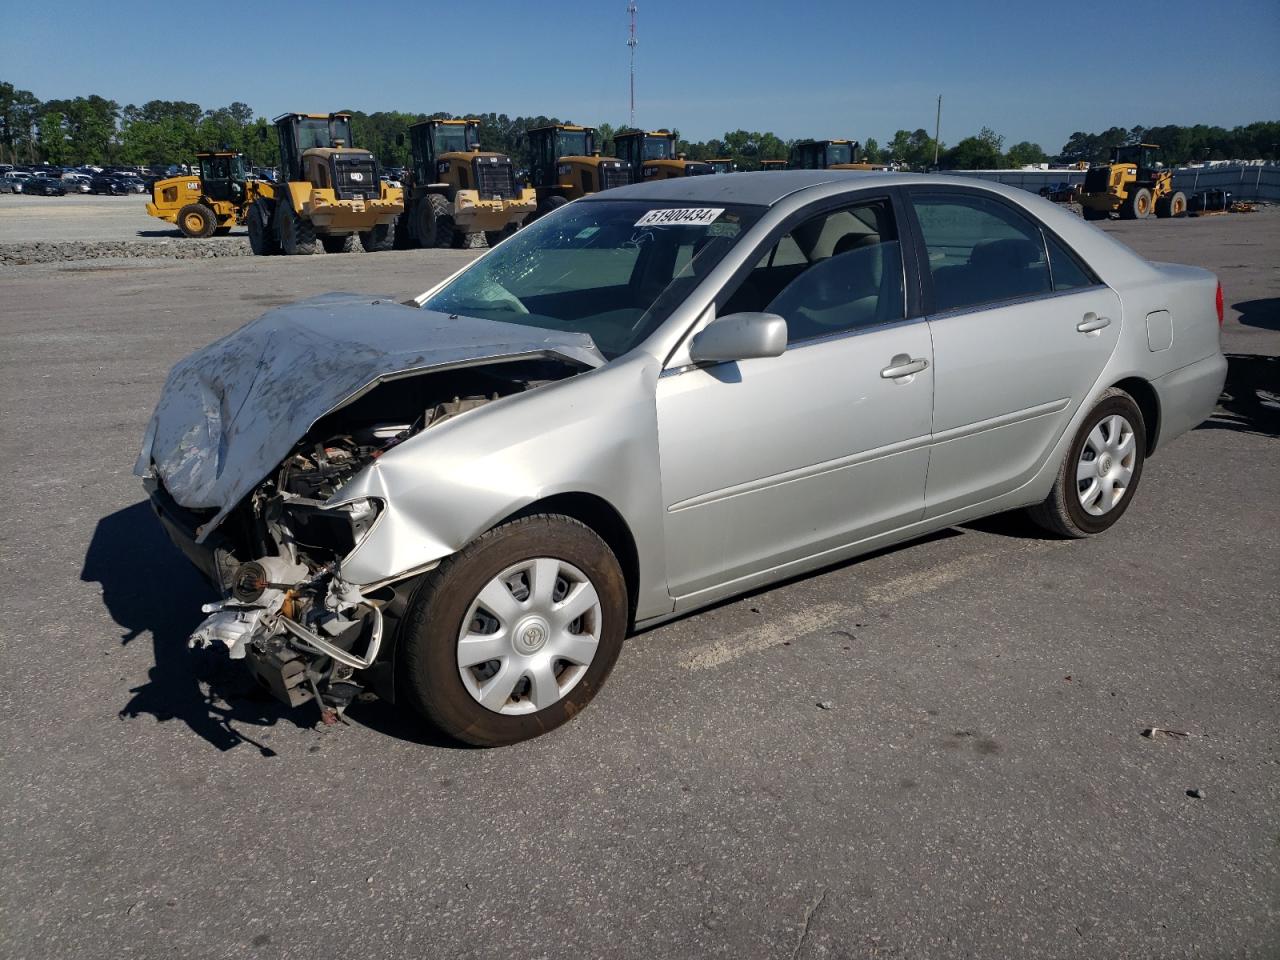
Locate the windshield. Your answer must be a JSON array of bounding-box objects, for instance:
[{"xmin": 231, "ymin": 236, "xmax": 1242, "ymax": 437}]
[
  {"xmin": 424, "ymin": 200, "xmax": 765, "ymax": 359},
  {"xmin": 643, "ymin": 137, "xmax": 674, "ymax": 160},
  {"xmin": 558, "ymin": 130, "xmax": 592, "ymax": 157},
  {"xmin": 297, "ymin": 117, "xmax": 352, "ymax": 150},
  {"xmin": 826, "ymin": 143, "xmax": 853, "ymax": 165},
  {"xmin": 435, "ymin": 124, "xmax": 477, "ymax": 154}
]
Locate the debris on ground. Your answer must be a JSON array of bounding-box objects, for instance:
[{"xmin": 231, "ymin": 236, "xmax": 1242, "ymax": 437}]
[
  {"xmin": 816, "ymin": 700, "xmax": 834, "ymax": 711},
  {"xmin": 1142, "ymin": 727, "xmax": 1191, "ymax": 740},
  {"xmin": 1187, "ymin": 787, "xmax": 1207, "ymax": 799}
]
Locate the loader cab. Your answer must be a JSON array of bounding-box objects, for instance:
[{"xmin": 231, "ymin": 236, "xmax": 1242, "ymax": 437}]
[
  {"xmin": 527, "ymin": 124, "xmax": 598, "ymax": 189},
  {"xmin": 790, "ymin": 139, "xmax": 860, "ymax": 169},
  {"xmin": 1111, "ymin": 143, "xmax": 1162, "ymax": 181},
  {"xmin": 273, "ymin": 111, "xmax": 380, "ymax": 200},
  {"xmin": 197, "ymin": 151, "xmax": 245, "ymax": 203},
  {"xmin": 707, "ymin": 158, "xmax": 737, "ymax": 174},
  {"xmin": 614, "ymin": 129, "xmax": 713, "ymax": 182},
  {"xmin": 409, "ymin": 119, "xmax": 481, "ymax": 185}
]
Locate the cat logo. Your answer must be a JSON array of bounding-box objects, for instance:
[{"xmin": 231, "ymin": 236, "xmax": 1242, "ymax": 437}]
[{"xmin": 350, "ymin": 172, "xmax": 365, "ymax": 182}]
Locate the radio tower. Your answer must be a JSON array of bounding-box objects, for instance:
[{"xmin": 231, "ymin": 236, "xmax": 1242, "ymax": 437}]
[{"xmin": 627, "ymin": 2, "xmax": 638, "ymax": 128}]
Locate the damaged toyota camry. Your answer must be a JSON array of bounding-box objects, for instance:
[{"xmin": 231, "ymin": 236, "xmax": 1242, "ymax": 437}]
[{"xmin": 137, "ymin": 172, "xmax": 1227, "ymax": 745}]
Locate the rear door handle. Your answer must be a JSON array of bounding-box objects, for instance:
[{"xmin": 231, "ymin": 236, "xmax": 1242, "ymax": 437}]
[
  {"xmin": 881, "ymin": 355, "xmax": 929, "ymax": 380},
  {"xmin": 1077, "ymin": 313, "xmax": 1112, "ymax": 334}
]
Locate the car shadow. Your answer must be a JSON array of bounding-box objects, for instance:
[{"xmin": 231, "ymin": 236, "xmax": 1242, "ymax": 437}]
[
  {"xmin": 1233, "ymin": 298, "xmax": 1280, "ymax": 332},
  {"xmin": 1199, "ymin": 353, "xmax": 1280, "ymax": 439},
  {"xmin": 135, "ymin": 229, "xmax": 185, "ymax": 238},
  {"xmin": 82, "ymin": 501, "xmax": 311, "ymax": 755}
]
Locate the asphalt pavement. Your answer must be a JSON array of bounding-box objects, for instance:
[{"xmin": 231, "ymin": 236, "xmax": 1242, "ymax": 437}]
[{"xmin": 1, "ymin": 212, "xmax": 1276, "ymax": 960}]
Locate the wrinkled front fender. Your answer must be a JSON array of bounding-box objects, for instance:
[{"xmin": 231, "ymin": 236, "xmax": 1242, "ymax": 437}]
[{"xmin": 333, "ymin": 352, "xmax": 673, "ymax": 621}]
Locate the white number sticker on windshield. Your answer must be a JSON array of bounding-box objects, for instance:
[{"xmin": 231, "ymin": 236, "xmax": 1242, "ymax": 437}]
[{"xmin": 634, "ymin": 207, "xmax": 724, "ymax": 227}]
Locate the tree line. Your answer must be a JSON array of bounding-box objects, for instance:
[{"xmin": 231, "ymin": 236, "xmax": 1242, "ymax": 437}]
[{"xmin": 3, "ymin": 81, "xmax": 1276, "ymax": 173}]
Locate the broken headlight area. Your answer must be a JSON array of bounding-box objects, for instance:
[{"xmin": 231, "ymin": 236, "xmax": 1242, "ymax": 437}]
[{"xmin": 176, "ymin": 359, "xmax": 580, "ymax": 722}]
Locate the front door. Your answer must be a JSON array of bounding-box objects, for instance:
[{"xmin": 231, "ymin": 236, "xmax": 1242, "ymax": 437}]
[{"xmin": 657, "ymin": 196, "xmax": 934, "ymax": 605}]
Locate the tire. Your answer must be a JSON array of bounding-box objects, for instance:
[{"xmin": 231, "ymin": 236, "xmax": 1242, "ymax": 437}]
[
  {"xmin": 1126, "ymin": 187, "xmax": 1152, "ymax": 219},
  {"xmin": 247, "ymin": 202, "xmax": 279, "ymax": 256},
  {"xmin": 1081, "ymin": 207, "xmax": 1108, "ymax": 221},
  {"xmin": 415, "ymin": 193, "xmax": 454, "ymax": 249},
  {"xmin": 538, "ymin": 194, "xmax": 568, "ymax": 217},
  {"xmin": 457, "ymin": 230, "xmax": 486, "ymax": 249},
  {"xmin": 360, "ymin": 217, "xmax": 397, "ymax": 252},
  {"xmin": 1168, "ymin": 191, "xmax": 1187, "ymax": 218},
  {"xmin": 484, "ymin": 222, "xmax": 519, "ymax": 249},
  {"xmin": 277, "ymin": 198, "xmax": 318, "ymax": 255},
  {"xmin": 1027, "ymin": 388, "xmax": 1147, "ymax": 538},
  {"xmin": 321, "ymin": 233, "xmax": 360, "ymax": 253},
  {"xmin": 399, "ymin": 514, "xmax": 628, "ymax": 746},
  {"xmin": 177, "ymin": 203, "xmax": 217, "ymax": 238},
  {"xmin": 1154, "ymin": 195, "xmax": 1172, "ymax": 218}
]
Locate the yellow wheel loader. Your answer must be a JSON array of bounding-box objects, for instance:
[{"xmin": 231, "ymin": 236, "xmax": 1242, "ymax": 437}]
[
  {"xmin": 246, "ymin": 113, "xmax": 403, "ymax": 256},
  {"xmin": 1078, "ymin": 144, "xmax": 1186, "ymax": 221},
  {"xmin": 758, "ymin": 159, "xmax": 789, "ymax": 171},
  {"xmin": 525, "ymin": 124, "xmax": 630, "ymax": 218},
  {"xmin": 789, "ymin": 139, "xmax": 886, "ymax": 171},
  {"xmin": 146, "ymin": 151, "xmax": 249, "ymax": 238},
  {"xmin": 612, "ymin": 129, "xmax": 714, "ymax": 182},
  {"xmin": 400, "ymin": 118, "xmax": 536, "ymax": 249},
  {"xmin": 707, "ymin": 158, "xmax": 738, "ymax": 174}
]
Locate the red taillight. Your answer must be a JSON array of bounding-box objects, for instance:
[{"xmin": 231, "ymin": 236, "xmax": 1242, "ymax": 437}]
[{"xmin": 1215, "ymin": 281, "xmax": 1224, "ymax": 327}]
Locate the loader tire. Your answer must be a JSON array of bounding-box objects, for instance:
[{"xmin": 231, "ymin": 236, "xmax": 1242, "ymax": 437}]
[
  {"xmin": 321, "ymin": 233, "xmax": 361, "ymax": 253},
  {"xmin": 278, "ymin": 200, "xmax": 318, "ymax": 255},
  {"xmin": 1121, "ymin": 188, "xmax": 1152, "ymax": 220},
  {"xmin": 537, "ymin": 195, "xmax": 568, "ymax": 217},
  {"xmin": 247, "ymin": 202, "xmax": 279, "ymax": 256},
  {"xmin": 416, "ymin": 194, "xmax": 455, "ymax": 249},
  {"xmin": 360, "ymin": 217, "xmax": 397, "ymax": 252},
  {"xmin": 177, "ymin": 203, "xmax": 217, "ymax": 239},
  {"xmin": 1168, "ymin": 191, "xmax": 1187, "ymax": 218},
  {"xmin": 485, "ymin": 222, "xmax": 519, "ymax": 249},
  {"xmin": 457, "ymin": 231, "xmax": 486, "ymax": 249}
]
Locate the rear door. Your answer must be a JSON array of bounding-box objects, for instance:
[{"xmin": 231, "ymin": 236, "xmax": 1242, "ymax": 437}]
[{"xmin": 905, "ymin": 188, "xmax": 1122, "ymax": 516}]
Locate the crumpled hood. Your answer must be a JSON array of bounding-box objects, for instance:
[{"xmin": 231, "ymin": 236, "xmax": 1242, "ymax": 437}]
[{"xmin": 135, "ymin": 292, "xmax": 604, "ymax": 533}]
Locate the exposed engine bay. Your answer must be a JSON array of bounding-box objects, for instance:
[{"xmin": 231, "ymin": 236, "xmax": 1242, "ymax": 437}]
[{"xmin": 173, "ymin": 358, "xmax": 579, "ymax": 722}]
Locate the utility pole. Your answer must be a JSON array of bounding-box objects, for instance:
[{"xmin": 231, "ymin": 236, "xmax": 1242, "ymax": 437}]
[
  {"xmin": 627, "ymin": 3, "xmax": 638, "ymax": 129},
  {"xmin": 933, "ymin": 95, "xmax": 942, "ymax": 168}
]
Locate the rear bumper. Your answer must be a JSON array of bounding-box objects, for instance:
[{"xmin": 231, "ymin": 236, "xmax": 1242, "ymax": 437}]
[
  {"xmin": 1151, "ymin": 352, "xmax": 1228, "ymax": 452},
  {"xmin": 145, "ymin": 202, "xmax": 177, "ymax": 223}
]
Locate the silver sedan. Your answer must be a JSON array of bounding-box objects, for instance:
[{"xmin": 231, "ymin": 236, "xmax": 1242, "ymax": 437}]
[{"xmin": 137, "ymin": 172, "xmax": 1227, "ymax": 745}]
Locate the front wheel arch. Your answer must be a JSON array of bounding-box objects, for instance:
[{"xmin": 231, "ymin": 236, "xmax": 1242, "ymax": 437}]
[{"xmin": 500, "ymin": 492, "xmax": 640, "ymax": 627}]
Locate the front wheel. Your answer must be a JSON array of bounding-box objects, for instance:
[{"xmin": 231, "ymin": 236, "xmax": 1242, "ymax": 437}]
[
  {"xmin": 177, "ymin": 203, "xmax": 217, "ymax": 238},
  {"xmin": 1027, "ymin": 388, "xmax": 1146, "ymax": 538},
  {"xmin": 399, "ymin": 515, "xmax": 628, "ymax": 746},
  {"xmin": 360, "ymin": 217, "xmax": 397, "ymax": 252},
  {"xmin": 485, "ymin": 222, "xmax": 520, "ymax": 248}
]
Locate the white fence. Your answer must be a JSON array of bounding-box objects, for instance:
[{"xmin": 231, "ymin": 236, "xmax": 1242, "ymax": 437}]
[{"xmin": 947, "ymin": 164, "xmax": 1280, "ymax": 202}]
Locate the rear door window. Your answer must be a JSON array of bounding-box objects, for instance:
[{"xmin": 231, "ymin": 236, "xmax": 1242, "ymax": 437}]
[{"xmin": 912, "ymin": 193, "xmax": 1052, "ymax": 312}]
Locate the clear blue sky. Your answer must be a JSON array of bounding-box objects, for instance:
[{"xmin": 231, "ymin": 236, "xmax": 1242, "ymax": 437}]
[{"xmin": 4, "ymin": 0, "xmax": 1277, "ymax": 152}]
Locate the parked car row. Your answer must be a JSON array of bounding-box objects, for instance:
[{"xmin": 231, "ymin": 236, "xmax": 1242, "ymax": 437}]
[{"xmin": 0, "ymin": 169, "xmax": 149, "ymax": 196}]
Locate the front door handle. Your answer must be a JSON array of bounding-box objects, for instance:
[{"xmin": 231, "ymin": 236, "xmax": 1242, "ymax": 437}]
[
  {"xmin": 1077, "ymin": 313, "xmax": 1112, "ymax": 334},
  {"xmin": 881, "ymin": 355, "xmax": 929, "ymax": 380}
]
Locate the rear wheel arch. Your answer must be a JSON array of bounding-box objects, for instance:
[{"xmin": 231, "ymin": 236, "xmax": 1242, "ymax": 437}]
[{"xmin": 1110, "ymin": 376, "xmax": 1161, "ymax": 454}]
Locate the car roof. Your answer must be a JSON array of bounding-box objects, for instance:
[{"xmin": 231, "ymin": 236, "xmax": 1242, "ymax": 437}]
[{"xmin": 576, "ymin": 170, "xmax": 966, "ymax": 206}]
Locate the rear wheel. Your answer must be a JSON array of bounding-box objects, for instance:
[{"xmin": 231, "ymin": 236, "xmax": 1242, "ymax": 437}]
[
  {"xmin": 321, "ymin": 233, "xmax": 360, "ymax": 253},
  {"xmin": 537, "ymin": 194, "xmax": 568, "ymax": 217},
  {"xmin": 416, "ymin": 194, "xmax": 454, "ymax": 248},
  {"xmin": 277, "ymin": 200, "xmax": 318, "ymax": 255},
  {"xmin": 484, "ymin": 222, "xmax": 520, "ymax": 248},
  {"xmin": 1122, "ymin": 187, "xmax": 1152, "ymax": 220},
  {"xmin": 1168, "ymin": 191, "xmax": 1187, "ymax": 218},
  {"xmin": 1027, "ymin": 388, "xmax": 1146, "ymax": 538},
  {"xmin": 177, "ymin": 203, "xmax": 216, "ymax": 238},
  {"xmin": 399, "ymin": 515, "xmax": 628, "ymax": 746},
  {"xmin": 247, "ymin": 202, "xmax": 279, "ymax": 256},
  {"xmin": 360, "ymin": 217, "xmax": 397, "ymax": 252}
]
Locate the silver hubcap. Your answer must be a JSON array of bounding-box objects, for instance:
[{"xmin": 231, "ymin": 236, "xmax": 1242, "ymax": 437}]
[
  {"xmin": 457, "ymin": 557, "xmax": 602, "ymax": 716},
  {"xmin": 1076, "ymin": 414, "xmax": 1137, "ymax": 516}
]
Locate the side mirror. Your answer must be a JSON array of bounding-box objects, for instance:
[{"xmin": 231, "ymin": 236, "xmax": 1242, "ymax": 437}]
[{"xmin": 689, "ymin": 312, "xmax": 787, "ymax": 364}]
